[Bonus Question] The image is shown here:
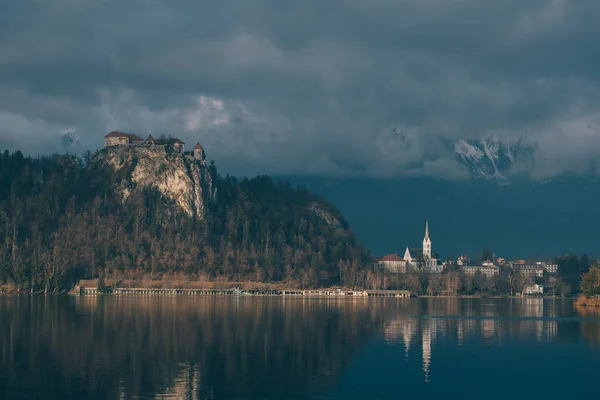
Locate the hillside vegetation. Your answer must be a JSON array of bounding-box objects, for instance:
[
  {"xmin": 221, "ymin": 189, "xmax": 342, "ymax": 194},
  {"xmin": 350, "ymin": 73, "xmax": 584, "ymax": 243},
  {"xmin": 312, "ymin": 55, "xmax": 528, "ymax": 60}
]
[{"xmin": 0, "ymin": 149, "xmax": 371, "ymax": 293}]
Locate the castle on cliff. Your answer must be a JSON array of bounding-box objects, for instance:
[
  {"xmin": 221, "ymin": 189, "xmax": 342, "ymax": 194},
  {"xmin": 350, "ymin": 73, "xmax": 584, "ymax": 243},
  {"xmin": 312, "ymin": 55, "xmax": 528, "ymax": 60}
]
[{"xmin": 103, "ymin": 131, "xmax": 206, "ymax": 165}]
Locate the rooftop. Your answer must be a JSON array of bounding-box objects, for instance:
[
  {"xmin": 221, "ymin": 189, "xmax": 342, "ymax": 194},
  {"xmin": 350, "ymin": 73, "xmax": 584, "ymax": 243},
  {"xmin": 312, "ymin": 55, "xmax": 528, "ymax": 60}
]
[
  {"xmin": 379, "ymin": 254, "xmax": 404, "ymax": 262},
  {"xmin": 104, "ymin": 131, "xmax": 143, "ymax": 141}
]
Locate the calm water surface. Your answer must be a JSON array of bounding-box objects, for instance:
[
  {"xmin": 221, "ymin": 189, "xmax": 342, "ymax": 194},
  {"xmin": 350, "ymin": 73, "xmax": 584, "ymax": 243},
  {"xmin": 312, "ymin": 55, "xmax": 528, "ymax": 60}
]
[{"xmin": 1, "ymin": 296, "xmax": 600, "ymax": 399}]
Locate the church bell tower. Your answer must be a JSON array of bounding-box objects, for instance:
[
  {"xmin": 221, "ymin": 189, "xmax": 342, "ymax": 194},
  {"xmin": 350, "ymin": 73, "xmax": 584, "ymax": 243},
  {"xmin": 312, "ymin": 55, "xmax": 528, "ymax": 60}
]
[{"xmin": 423, "ymin": 219, "xmax": 432, "ymax": 260}]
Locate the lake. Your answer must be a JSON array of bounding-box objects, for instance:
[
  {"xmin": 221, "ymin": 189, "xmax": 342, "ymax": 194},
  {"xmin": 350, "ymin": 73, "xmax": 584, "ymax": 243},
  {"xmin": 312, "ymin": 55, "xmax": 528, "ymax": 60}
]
[{"xmin": 1, "ymin": 296, "xmax": 599, "ymax": 399}]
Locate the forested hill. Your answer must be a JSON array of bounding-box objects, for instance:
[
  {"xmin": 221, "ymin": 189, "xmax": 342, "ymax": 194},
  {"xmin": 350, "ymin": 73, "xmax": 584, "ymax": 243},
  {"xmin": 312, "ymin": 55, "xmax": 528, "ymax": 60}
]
[{"xmin": 0, "ymin": 148, "xmax": 371, "ymax": 293}]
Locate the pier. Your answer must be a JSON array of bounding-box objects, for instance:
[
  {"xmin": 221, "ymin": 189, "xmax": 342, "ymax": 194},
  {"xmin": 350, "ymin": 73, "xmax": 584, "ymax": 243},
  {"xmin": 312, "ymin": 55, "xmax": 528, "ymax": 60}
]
[
  {"xmin": 79, "ymin": 287, "xmax": 241, "ymax": 296},
  {"xmin": 365, "ymin": 290, "xmax": 411, "ymax": 298}
]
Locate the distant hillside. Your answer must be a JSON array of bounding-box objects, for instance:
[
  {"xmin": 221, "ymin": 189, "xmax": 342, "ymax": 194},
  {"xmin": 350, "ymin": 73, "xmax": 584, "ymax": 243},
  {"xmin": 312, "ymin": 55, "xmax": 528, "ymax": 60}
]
[{"xmin": 0, "ymin": 147, "xmax": 371, "ymax": 293}]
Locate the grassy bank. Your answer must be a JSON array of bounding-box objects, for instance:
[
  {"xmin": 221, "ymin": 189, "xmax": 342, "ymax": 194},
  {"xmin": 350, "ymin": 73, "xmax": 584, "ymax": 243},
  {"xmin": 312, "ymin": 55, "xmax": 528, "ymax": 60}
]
[{"xmin": 575, "ymin": 294, "xmax": 600, "ymax": 307}]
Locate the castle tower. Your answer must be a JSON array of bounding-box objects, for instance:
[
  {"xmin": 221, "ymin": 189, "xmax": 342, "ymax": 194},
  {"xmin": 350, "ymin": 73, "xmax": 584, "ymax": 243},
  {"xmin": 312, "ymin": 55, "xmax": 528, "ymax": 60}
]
[
  {"xmin": 423, "ymin": 219, "xmax": 431, "ymax": 260},
  {"xmin": 193, "ymin": 142, "xmax": 205, "ymax": 164}
]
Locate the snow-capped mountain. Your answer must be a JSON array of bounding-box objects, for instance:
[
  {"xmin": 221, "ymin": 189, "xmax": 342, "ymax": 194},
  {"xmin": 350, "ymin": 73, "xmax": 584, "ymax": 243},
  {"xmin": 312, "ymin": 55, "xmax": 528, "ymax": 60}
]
[{"xmin": 452, "ymin": 136, "xmax": 534, "ymax": 185}]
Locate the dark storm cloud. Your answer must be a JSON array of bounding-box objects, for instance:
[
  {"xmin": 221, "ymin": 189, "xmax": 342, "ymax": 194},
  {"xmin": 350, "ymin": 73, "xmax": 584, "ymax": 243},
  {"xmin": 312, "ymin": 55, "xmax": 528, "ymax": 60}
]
[{"xmin": 1, "ymin": 0, "xmax": 599, "ymax": 178}]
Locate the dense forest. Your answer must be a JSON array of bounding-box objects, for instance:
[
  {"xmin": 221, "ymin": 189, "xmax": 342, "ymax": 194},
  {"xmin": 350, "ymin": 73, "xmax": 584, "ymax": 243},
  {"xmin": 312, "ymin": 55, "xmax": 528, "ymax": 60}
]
[{"xmin": 0, "ymin": 149, "xmax": 372, "ymax": 292}]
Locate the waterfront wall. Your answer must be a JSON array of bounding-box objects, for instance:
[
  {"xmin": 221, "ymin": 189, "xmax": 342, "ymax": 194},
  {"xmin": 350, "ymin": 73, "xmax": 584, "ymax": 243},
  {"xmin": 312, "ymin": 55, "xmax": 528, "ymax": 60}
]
[{"xmin": 77, "ymin": 287, "xmax": 411, "ymax": 298}]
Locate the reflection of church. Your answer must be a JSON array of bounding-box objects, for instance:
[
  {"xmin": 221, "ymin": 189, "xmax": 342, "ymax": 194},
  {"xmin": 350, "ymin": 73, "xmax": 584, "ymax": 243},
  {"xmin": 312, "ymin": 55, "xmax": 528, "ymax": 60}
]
[
  {"xmin": 382, "ymin": 298, "xmax": 560, "ymax": 383},
  {"xmin": 404, "ymin": 220, "xmax": 442, "ymax": 273}
]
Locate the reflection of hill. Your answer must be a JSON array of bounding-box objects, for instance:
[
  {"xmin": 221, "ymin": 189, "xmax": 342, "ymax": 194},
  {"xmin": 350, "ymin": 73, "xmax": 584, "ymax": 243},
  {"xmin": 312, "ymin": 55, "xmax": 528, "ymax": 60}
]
[{"xmin": 0, "ymin": 296, "xmax": 385, "ymax": 399}]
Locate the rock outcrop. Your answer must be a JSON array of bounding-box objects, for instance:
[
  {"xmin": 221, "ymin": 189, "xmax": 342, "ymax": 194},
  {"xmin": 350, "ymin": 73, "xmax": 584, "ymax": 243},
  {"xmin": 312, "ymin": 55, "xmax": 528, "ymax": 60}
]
[{"xmin": 97, "ymin": 145, "xmax": 214, "ymax": 219}]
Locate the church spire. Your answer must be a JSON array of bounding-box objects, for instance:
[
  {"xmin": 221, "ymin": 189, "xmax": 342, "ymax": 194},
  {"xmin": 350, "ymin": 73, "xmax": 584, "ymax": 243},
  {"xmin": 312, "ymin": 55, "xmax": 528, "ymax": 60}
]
[{"xmin": 423, "ymin": 219, "xmax": 432, "ymax": 260}]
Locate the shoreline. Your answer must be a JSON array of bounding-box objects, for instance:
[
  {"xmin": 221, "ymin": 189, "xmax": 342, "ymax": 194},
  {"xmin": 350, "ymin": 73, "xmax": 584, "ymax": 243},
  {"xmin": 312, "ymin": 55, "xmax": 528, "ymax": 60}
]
[
  {"xmin": 1, "ymin": 288, "xmax": 577, "ymax": 300},
  {"xmin": 0, "ymin": 280, "xmax": 579, "ymax": 299},
  {"xmin": 574, "ymin": 295, "xmax": 600, "ymax": 307},
  {"xmin": 74, "ymin": 287, "xmax": 412, "ymax": 298}
]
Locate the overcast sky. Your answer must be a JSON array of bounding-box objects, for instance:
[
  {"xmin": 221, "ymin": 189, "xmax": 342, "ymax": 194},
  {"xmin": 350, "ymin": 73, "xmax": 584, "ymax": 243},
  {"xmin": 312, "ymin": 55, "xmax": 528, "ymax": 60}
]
[{"xmin": 1, "ymin": 0, "xmax": 599, "ymax": 179}]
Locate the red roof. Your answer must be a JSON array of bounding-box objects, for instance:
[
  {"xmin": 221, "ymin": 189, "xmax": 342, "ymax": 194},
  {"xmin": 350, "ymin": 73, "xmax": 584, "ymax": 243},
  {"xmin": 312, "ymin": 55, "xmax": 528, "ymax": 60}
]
[
  {"xmin": 379, "ymin": 253, "xmax": 404, "ymax": 262},
  {"xmin": 104, "ymin": 131, "xmax": 143, "ymax": 141},
  {"xmin": 194, "ymin": 142, "xmax": 203, "ymax": 150}
]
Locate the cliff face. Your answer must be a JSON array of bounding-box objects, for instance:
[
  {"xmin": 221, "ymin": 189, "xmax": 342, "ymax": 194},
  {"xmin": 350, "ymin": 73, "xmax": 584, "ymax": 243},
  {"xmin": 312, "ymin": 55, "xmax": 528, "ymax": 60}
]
[{"xmin": 97, "ymin": 145, "xmax": 213, "ymax": 219}]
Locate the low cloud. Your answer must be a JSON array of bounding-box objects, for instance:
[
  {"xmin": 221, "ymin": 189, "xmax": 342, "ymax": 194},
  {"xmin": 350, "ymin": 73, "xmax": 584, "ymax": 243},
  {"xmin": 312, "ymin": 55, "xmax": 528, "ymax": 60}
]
[{"xmin": 1, "ymin": 0, "xmax": 599, "ymax": 179}]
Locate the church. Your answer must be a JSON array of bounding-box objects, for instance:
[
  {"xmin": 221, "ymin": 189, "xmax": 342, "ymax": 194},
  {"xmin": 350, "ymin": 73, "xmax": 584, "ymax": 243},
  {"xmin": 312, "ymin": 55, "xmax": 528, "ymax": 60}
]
[{"xmin": 403, "ymin": 220, "xmax": 442, "ymax": 273}]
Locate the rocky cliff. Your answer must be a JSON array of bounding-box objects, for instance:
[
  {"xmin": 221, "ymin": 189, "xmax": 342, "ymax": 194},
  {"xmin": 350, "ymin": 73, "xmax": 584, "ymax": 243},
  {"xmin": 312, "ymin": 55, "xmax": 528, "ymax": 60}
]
[{"xmin": 96, "ymin": 145, "xmax": 214, "ymax": 219}]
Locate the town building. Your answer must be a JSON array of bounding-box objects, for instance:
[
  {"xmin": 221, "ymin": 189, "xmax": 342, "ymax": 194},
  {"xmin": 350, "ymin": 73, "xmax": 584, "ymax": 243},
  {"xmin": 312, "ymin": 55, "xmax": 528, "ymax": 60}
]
[
  {"xmin": 511, "ymin": 261, "xmax": 545, "ymax": 278},
  {"xmin": 508, "ymin": 261, "xmax": 557, "ymax": 277},
  {"xmin": 543, "ymin": 262, "xmax": 558, "ymax": 274},
  {"xmin": 523, "ymin": 284, "xmax": 544, "ymax": 295},
  {"xmin": 460, "ymin": 265, "xmax": 500, "ymax": 277},
  {"xmin": 378, "ymin": 254, "xmax": 407, "ymax": 273},
  {"xmin": 456, "ymin": 255, "xmax": 470, "ymax": 266},
  {"xmin": 104, "ymin": 131, "xmax": 144, "ymax": 147}
]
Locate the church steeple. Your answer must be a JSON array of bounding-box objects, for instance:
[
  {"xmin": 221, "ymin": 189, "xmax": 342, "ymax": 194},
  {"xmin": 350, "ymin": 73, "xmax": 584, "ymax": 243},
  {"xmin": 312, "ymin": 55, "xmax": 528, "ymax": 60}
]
[{"xmin": 423, "ymin": 219, "xmax": 431, "ymax": 260}]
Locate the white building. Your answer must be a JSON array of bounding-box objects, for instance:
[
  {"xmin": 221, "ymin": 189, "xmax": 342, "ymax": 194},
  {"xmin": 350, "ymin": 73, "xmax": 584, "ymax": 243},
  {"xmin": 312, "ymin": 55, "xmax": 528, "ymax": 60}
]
[
  {"xmin": 404, "ymin": 220, "xmax": 442, "ymax": 273},
  {"xmin": 514, "ymin": 262, "xmax": 545, "ymax": 278},
  {"xmin": 523, "ymin": 284, "xmax": 544, "ymax": 295},
  {"xmin": 378, "ymin": 254, "xmax": 407, "ymax": 273},
  {"xmin": 460, "ymin": 265, "xmax": 500, "ymax": 277},
  {"xmin": 543, "ymin": 262, "xmax": 558, "ymax": 274}
]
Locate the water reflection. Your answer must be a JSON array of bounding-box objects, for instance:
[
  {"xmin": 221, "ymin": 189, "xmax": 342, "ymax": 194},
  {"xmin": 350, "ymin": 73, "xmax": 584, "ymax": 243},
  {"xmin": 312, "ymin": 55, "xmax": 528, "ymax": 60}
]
[
  {"xmin": 0, "ymin": 296, "xmax": 383, "ymax": 399},
  {"xmin": 575, "ymin": 303, "xmax": 600, "ymax": 348},
  {"xmin": 1, "ymin": 296, "xmax": 599, "ymax": 399},
  {"xmin": 381, "ymin": 298, "xmax": 599, "ymax": 384}
]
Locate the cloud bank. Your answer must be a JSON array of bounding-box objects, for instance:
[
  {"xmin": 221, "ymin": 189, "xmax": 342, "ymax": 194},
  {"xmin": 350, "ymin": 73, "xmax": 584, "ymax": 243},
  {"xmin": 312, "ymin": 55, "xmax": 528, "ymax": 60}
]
[{"xmin": 1, "ymin": 0, "xmax": 599, "ymax": 179}]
